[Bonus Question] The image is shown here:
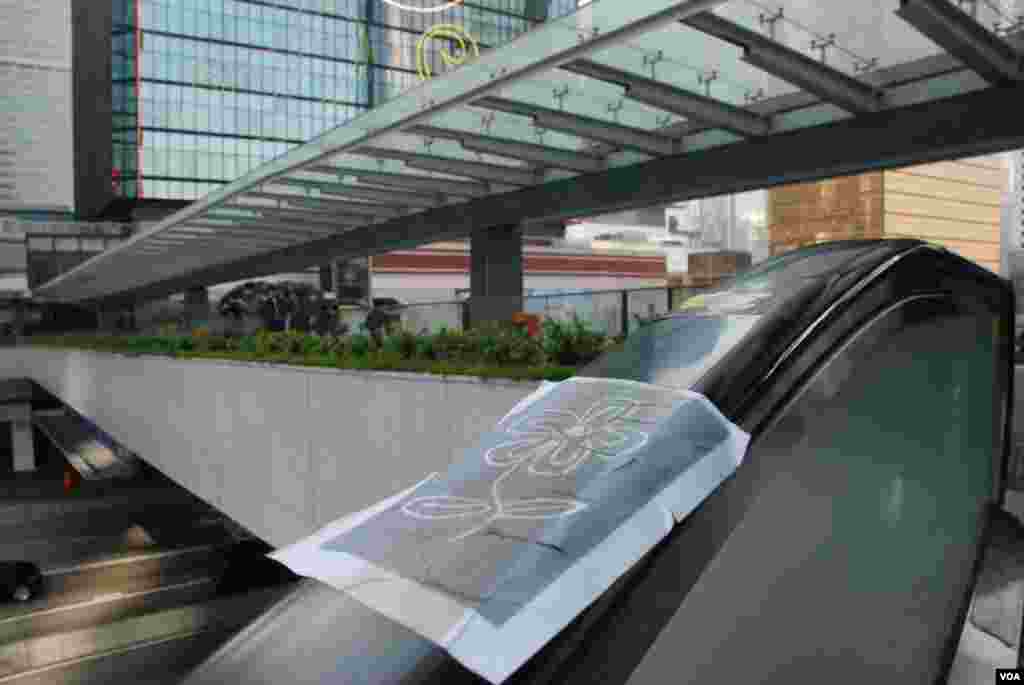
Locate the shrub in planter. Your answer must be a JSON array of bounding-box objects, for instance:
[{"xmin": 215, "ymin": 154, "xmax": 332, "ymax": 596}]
[
  {"xmin": 238, "ymin": 335, "xmax": 259, "ymax": 355},
  {"xmin": 349, "ymin": 333, "xmax": 371, "ymax": 358},
  {"xmin": 475, "ymin": 330, "xmax": 500, "ymax": 365},
  {"xmin": 205, "ymin": 335, "xmax": 231, "ymax": 352},
  {"xmin": 395, "ymin": 330, "xmax": 419, "ymax": 359},
  {"xmin": 277, "ymin": 330, "xmax": 306, "ymax": 355},
  {"xmin": 496, "ymin": 330, "xmax": 545, "ymax": 366},
  {"xmin": 259, "ymin": 330, "xmax": 301, "ymax": 355},
  {"xmin": 381, "ymin": 332, "xmax": 403, "ymax": 358},
  {"xmin": 465, "ymin": 323, "xmax": 538, "ymax": 366},
  {"xmin": 414, "ymin": 334, "xmax": 436, "ymax": 361},
  {"xmin": 317, "ymin": 334, "xmax": 344, "ymax": 356},
  {"xmin": 432, "ymin": 327, "xmax": 472, "ymax": 362},
  {"xmin": 541, "ymin": 315, "xmax": 607, "ymax": 366},
  {"xmin": 173, "ymin": 335, "xmax": 195, "ymax": 353},
  {"xmin": 300, "ymin": 333, "xmax": 321, "ymax": 356},
  {"xmin": 250, "ymin": 330, "xmax": 273, "ymax": 355},
  {"xmin": 511, "ymin": 311, "xmax": 541, "ymax": 338}
]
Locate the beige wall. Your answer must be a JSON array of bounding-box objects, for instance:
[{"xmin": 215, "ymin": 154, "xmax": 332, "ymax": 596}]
[{"xmin": 883, "ymin": 156, "xmax": 1005, "ymax": 274}]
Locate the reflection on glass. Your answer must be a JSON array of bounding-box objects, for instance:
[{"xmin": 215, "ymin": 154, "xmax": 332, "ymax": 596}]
[
  {"xmin": 119, "ymin": 0, "xmax": 551, "ymax": 200},
  {"xmin": 581, "ymin": 241, "xmax": 881, "ymax": 390}
]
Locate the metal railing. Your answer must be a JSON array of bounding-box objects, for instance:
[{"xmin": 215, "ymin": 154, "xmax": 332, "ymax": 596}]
[
  {"xmin": 394, "ymin": 286, "xmax": 710, "ymax": 336},
  {"xmin": 11, "ymin": 285, "xmax": 713, "ymax": 340}
]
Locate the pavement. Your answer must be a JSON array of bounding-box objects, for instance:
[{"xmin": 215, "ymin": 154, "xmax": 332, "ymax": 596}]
[{"xmin": 0, "ymin": 409, "xmax": 288, "ymax": 685}]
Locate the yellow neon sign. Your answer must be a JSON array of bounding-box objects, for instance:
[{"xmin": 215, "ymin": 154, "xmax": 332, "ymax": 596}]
[{"xmin": 416, "ymin": 24, "xmax": 479, "ymax": 81}]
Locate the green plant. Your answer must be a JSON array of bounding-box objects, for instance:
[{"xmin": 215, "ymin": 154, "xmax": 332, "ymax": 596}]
[
  {"xmin": 25, "ymin": 324, "xmax": 597, "ymax": 382},
  {"xmin": 541, "ymin": 315, "xmax": 607, "ymax": 366},
  {"xmin": 206, "ymin": 335, "xmax": 231, "ymax": 352},
  {"xmin": 432, "ymin": 327, "xmax": 471, "ymax": 362},
  {"xmin": 349, "ymin": 333, "xmax": 371, "ymax": 358},
  {"xmin": 238, "ymin": 335, "xmax": 259, "ymax": 354},
  {"xmin": 317, "ymin": 334, "xmax": 343, "ymax": 356},
  {"xmin": 395, "ymin": 330, "xmax": 419, "ymax": 359},
  {"xmin": 283, "ymin": 330, "xmax": 306, "ymax": 355},
  {"xmin": 301, "ymin": 333, "xmax": 321, "ymax": 356},
  {"xmin": 414, "ymin": 334, "xmax": 436, "ymax": 360}
]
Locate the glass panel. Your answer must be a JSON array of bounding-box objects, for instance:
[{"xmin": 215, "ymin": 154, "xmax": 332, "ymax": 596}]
[
  {"xmin": 716, "ymin": 0, "xmax": 945, "ymax": 76},
  {"xmin": 626, "ymin": 295, "xmax": 997, "ymax": 683},
  {"xmin": 54, "ymin": 238, "xmax": 81, "ymax": 252},
  {"xmin": 579, "ymin": 240, "xmax": 880, "ymax": 389}
]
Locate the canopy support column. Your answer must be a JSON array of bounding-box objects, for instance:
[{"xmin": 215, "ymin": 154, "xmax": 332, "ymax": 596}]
[
  {"xmin": 0, "ymin": 401, "xmax": 35, "ymax": 472},
  {"xmin": 184, "ymin": 286, "xmax": 210, "ymax": 331},
  {"xmin": 469, "ymin": 225, "xmax": 523, "ymax": 328}
]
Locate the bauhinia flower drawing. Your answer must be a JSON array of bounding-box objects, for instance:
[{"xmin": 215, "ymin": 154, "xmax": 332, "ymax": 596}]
[{"xmin": 402, "ymin": 399, "xmax": 651, "ymax": 542}]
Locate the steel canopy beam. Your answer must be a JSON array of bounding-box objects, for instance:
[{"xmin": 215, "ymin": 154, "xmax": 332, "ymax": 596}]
[
  {"xmin": 220, "ymin": 201, "xmax": 386, "ymax": 223},
  {"xmin": 79, "ymin": 81, "xmax": 1024, "ymax": 308},
  {"xmin": 183, "ymin": 220, "xmax": 333, "ymax": 237},
  {"xmin": 407, "ymin": 124, "xmax": 606, "ymax": 173},
  {"xmin": 240, "ymin": 193, "xmax": 407, "ymax": 218},
  {"xmin": 269, "ymin": 177, "xmax": 440, "ymax": 207},
  {"xmin": 474, "ymin": 96, "xmax": 676, "ymax": 155},
  {"xmin": 168, "ymin": 228, "xmax": 300, "ymax": 245},
  {"xmin": 142, "ymin": 234, "xmax": 278, "ymax": 246},
  {"xmin": 312, "ymin": 166, "xmax": 492, "ymax": 197},
  {"xmin": 563, "ymin": 59, "xmax": 771, "ymax": 138},
  {"xmin": 231, "ymin": 206, "xmax": 375, "ymax": 226},
  {"xmin": 193, "ymin": 222, "xmax": 340, "ymax": 238},
  {"xmin": 162, "ymin": 236, "xmax": 295, "ymax": 249},
  {"xmin": 152, "ymin": 241, "xmax": 270, "ymax": 256},
  {"xmin": 143, "ymin": 240, "xmax": 286, "ymax": 253},
  {"xmin": 682, "ymin": 12, "xmax": 884, "ymax": 114},
  {"xmin": 896, "ymin": 0, "xmax": 1023, "ymax": 84},
  {"xmin": 353, "ymin": 146, "xmax": 542, "ymax": 186},
  {"xmin": 202, "ymin": 209, "xmax": 365, "ymax": 230}
]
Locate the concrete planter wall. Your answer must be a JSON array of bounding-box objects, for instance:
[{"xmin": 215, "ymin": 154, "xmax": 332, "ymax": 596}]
[{"xmin": 0, "ymin": 348, "xmax": 539, "ymax": 547}]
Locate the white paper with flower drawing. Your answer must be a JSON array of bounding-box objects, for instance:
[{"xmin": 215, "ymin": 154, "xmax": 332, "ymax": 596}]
[{"xmin": 271, "ymin": 377, "xmax": 749, "ymax": 684}]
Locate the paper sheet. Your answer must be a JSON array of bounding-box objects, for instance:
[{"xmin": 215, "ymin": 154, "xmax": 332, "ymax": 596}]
[{"xmin": 272, "ymin": 377, "xmax": 749, "ymax": 683}]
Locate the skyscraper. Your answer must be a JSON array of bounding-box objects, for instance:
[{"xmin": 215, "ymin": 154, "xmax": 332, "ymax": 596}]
[
  {"xmin": 0, "ymin": 1, "xmax": 74, "ymax": 218},
  {"xmin": 108, "ymin": 0, "xmax": 566, "ymax": 216}
]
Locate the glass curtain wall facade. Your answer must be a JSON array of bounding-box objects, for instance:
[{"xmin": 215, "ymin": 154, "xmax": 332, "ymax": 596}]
[{"xmin": 112, "ymin": 0, "xmax": 569, "ymax": 202}]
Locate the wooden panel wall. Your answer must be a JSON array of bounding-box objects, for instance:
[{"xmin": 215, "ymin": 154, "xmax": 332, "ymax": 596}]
[
  {"xmin": 767, "ymin": 173, "xmax": 884, "ymax": 256},
  {"xmin": 883, "ymin": 155, "xmax": 1005, "ymax": 274},
  {"xmin": 767, "ymin": 155, "xmax": 1006, "ymax": 274}
]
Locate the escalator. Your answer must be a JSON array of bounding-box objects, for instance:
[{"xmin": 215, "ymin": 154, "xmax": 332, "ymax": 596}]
[{"xmin": 179, "ymin": 240, "xmax": 1023, "ymax": 685}]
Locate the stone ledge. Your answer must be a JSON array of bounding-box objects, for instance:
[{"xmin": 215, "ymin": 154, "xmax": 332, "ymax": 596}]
[{"xmin": 20, "ymin": 347, "xmax": 544, "ymax": 388}]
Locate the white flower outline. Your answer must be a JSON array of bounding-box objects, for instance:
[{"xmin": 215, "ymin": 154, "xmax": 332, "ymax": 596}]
[{"xmin": 401, "ymin": 398, "xmax": 652, "ymax": 542}]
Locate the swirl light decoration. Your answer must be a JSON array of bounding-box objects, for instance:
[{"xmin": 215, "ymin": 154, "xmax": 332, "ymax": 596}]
[
  {"xmin": 416, "ymin": 23, "xmax": 479, "ymax": 81},
  {"xmin": 381, "ymin": 0, "xmax": 464, "ymax": 13}
]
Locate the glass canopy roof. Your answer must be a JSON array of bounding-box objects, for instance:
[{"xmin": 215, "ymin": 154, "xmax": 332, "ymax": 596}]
[{"xmin": 35, "ymin": 0, "xmax": 1024, "ymax": 302}]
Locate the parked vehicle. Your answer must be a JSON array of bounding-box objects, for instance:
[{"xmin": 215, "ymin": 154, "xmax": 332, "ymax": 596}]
[
  {"xmin": 183, "ymin": 240, "xmax": 1018, "ymax": 684},
  {"xmin": 0, "ymin": 562, "xmax": 43, "ymax": 602}
]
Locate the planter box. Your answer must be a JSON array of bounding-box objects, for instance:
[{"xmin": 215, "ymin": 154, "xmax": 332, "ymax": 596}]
[{"xmin": 0, "ymin": 348, "xmax": 540, "ymax": 547}]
